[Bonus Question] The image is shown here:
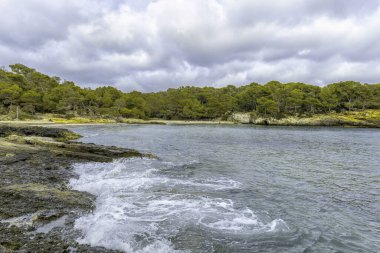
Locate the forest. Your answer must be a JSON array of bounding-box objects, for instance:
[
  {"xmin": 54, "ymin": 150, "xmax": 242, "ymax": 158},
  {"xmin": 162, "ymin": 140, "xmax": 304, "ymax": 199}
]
[{"xmin": 1, "ymin": 64, "xmax": 379, "ymax": 120}]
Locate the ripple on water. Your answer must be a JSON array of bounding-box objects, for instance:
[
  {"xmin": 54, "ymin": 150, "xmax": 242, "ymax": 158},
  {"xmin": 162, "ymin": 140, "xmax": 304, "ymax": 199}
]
[
  {"xmin": 70, "ymin": 158, "xmax": 289, "ymax": 252},
  {"xmin": 65, "ymin": 125, "xmax": 380, "ymax": 253}
]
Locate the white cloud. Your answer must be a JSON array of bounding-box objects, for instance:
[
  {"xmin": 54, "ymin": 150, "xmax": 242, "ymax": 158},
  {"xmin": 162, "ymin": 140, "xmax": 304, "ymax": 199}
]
[{"xmin": 0, "ymin": 0, "xmax": 380, "ymax": 91}]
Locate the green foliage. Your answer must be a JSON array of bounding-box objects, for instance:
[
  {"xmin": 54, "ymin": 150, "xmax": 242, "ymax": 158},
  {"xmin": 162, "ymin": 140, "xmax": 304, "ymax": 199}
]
[
  {"xmin": 0, "ymin": 64, "xmax": 379, "ymax": 120},
  {"xmin": 257, "ymin": 97, "xmax": 277, "ymax": 116},
  {"xmin": 0, "ymin": 83, "xmax": 22, "ymax": 106},
  {"xmin": 20, "ymin": 90, "xmax": 41, "ymax": 113}
]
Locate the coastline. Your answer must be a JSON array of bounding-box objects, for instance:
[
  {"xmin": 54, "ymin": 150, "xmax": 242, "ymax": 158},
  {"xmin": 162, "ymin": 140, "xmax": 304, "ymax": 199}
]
[
  {"xmin": 0, "ymin": 118, "xmax": 234, "ymax": 126},
  {"xmin": 0, "ymin": 122, "xmax": 378, "ymax": 251},
  {"xmin": 0, "ymin": 124, "xmax": 153, "ymax": 252},
  {"xmin": 1, "ymin": 109, "xmax": 379, "ymax": 128},
  {"xmin": 229, "ymin": 110, "xmax": 380, "ymax": 128}
]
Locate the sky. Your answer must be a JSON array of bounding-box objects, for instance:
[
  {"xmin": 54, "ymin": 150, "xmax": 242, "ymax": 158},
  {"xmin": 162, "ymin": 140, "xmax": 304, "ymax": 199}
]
[{"xmin": 1, "ymin": 0, "xmax": 380, "ymax": 92}]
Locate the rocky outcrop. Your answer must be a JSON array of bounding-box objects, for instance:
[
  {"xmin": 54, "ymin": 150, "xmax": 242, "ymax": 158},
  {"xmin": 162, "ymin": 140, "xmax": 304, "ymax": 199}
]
[
  {"xmin": 0, "ymin": 125, "xmax": 81, "ymax": 141},
  {"xmin": 228, "ymin": 112, "xmax": 380, "ymax": 127},
  {"xmin": 0, "ymin": 184, "xmax": 94, "ymax": 219},
  {"xmin": 0, "ymin": 125, "xmax": 154, "ymax": 252},
  {"xmin": 228, "ymin": 113, "xmax": 252, "ymax": 124},
  {"xmin": 5, "ymin": 135, "xmax": 156, "ymax": 162}
]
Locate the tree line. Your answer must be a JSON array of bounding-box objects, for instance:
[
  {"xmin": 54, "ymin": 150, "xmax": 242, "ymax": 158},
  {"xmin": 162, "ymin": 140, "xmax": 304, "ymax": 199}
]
[{"xmin": 1, "ymin": 64, "xmax": 379, "ymax": 120}]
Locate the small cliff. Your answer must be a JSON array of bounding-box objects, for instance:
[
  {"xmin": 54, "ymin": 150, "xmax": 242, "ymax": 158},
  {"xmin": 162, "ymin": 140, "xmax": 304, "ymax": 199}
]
[{"xmin": 228, "ymin": 110, "xmax": 380, "ymax": 127}]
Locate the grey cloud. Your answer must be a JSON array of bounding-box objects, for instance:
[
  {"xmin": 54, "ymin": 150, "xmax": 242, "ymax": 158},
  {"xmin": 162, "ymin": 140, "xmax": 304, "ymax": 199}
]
[
  {"xmin": 0, "ymin": 0, "xmax": 380, "ymax": 92},
  {"xmin": 0, "ymin": 0, "xmax": 91, "ymax": 48}
]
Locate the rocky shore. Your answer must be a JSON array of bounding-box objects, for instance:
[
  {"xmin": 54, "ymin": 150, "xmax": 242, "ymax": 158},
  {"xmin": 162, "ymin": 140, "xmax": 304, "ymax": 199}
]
[
  {"xmin": 0, "ymin": 125, "xmax": 154, "ymax": 252},
  {"xmin": 229, "ymin": 110, "xmax": 380, "ymax": 127}
]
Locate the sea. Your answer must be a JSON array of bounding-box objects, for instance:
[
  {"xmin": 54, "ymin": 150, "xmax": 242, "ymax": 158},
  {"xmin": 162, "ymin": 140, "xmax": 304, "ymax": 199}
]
[{"xmin": 67, "ymin": 124, "xmax": 380, "ymax": 253}]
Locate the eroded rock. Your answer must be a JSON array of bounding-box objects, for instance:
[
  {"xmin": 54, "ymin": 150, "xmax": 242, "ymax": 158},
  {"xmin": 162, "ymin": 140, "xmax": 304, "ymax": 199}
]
[
  {"xmin": 0, "ymin": 125, "xmax": 82, "ymax": 141},
  {"xmin": 0, "ymin": 124, "xmax": 152, "ymax": 252},
  {"xmin": 0, "ymin": 184, "xmax": 94, "ymax": 219}
]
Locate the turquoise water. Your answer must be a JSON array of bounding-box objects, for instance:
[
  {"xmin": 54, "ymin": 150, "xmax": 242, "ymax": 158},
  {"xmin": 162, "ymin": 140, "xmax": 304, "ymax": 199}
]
[{"xmin": 68, "ymin": 125, "xmax": 380, "ymax": 252}]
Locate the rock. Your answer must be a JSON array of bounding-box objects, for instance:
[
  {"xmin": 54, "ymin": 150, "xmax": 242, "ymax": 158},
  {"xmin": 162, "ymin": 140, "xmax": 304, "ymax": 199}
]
[
  {"xmin": 0, "ymin": 152, "xmax": 31, "ymax": 165},
  {"xmin": 0, "ymin": 184, "xmax": 94, "ymax": 219},
  {"xmin": 228, "ymin": 112, "xmax": 379, "ymax": 127},
  {"xmin": 0, "ymin": 223, "xmax": 121, "ymax": 253},
  {"xmin": 5, "ymin": 135, "xmax": 157, "ymax": 162},
  {"xmin": 229, "ymin": 113, "xmax": 251, "ymax": 123},
  {"xmin": 0, "ymin": 124, "xmax": 156, "ymax": 252},
  {"xmin": 0, "ymin": 125, "xmax": 82, "ymax": 141}
]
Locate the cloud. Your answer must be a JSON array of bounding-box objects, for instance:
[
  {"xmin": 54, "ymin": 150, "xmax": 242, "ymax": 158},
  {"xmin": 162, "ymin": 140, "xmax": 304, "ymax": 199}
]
[{"xmin": 0, "ymin": 0, "xmax": 380, "ymax": 91}]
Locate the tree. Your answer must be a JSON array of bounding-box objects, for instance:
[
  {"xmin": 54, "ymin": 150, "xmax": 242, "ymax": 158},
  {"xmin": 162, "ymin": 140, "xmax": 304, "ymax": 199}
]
[
  {"xmin": 287, "ymin": 89, "xmax": 304, "ymax": 113},
  {"xmin": 257, "ymin": 97, "xmax": 277, "ymax": 116},
  {"xmin": 180, "ymin": 99, "xmax": 205, "ymax": 119},
  {"xmin": 114, "ymin": 97, "xmax": 127, "ymax": 113},
  {"xmin": 320, "ymin": 87, "xmax": 338, "ymax": 112},
  {"xmin": 1, "ymin": 64, "xmax": 379, "ymax": 120},
  {"xmin": 327, "ymin": 81, "xmax": 361, "ymax": 111},
  {"xmin": 20, "ymin": 90, "xmax": 41, "ymax": 113},
  {"xmin": 266, "ymin": 81, "xmax": 289, "ymax": 114},
  {"xmin": 9, "ymin": 64, "xmax": 35, "ymax": 77},
  {"xmin": 236, "ymin": 83, "xmax": 260, "ymax": 111},
  {"xmin": 0, "ymin": 83, "xmax": 22, "ymax": 106},
  {"xmin": 367, "ymin": 84, "xmax": 380, "ymax": 108}
]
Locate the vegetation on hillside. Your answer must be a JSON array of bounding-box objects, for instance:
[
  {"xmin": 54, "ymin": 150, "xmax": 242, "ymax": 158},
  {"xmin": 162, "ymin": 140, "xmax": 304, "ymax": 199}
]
[{"xmin": 1, "ymin": 64, "xmax": 379, "ymax": 120}]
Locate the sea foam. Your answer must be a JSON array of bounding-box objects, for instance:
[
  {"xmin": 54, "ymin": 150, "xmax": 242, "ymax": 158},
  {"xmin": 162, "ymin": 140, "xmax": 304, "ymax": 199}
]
[{"xmin": 70, "ymin": 158, "xmax": 288, "ymax": 252}]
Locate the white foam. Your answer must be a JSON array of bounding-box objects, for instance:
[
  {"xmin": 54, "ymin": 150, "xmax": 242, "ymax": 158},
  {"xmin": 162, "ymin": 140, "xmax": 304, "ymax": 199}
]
[
  {"xmin": 83, "ymin": 133, "xmax": 99, "ymax": 138},
  {"xmin": 70, "ymin": 158, "xmax": 288, "ymax": 252},
  {"xmin": 265, "ymin": 219, "xmax": 290, "ymax": 232}
]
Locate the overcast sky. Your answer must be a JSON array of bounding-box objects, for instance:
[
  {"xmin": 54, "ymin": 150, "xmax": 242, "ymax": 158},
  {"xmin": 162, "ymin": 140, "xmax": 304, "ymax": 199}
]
[{"xmin": 1, "ymin": 0, "xmax": 380, "ymax": 91}]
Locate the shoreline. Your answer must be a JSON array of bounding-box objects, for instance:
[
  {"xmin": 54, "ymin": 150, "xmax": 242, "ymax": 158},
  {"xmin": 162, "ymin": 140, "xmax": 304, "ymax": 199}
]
[
  {"xmin": 0, "ymin": 123, "xmax": 378, "ymax": 252},
  {"xmin": 0, "ymin": 119, "xmax": 235, "ymax": 126},
  {"xmin": 1, "ymin": 110, "xmax": 379, "ymax": 128},
  {"xmin": 0, "ymin": 125, "xmax": 153, "ymax": 252}
]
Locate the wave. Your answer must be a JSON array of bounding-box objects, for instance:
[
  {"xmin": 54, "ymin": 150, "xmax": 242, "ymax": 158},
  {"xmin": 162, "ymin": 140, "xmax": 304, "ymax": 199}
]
[{"xmin": 70, "ymin": 158, "xmax": 288, "ymax": 252}]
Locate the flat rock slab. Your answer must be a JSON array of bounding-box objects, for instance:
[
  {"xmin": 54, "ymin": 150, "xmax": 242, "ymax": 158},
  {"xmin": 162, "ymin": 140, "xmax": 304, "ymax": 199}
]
[
  {"xmin": 0, "ymin": 125, "xmax": 81, "ymax": 141},
  {"xmin": 0, "ymin": 183, "xmax": 94, "ymax": 218}
]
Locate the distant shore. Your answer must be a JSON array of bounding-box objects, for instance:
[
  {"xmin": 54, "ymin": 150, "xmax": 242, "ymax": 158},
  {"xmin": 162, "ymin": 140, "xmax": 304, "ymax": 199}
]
[
  {"xmin": 0, "ymin": 119, "xmax": 234, "ymax": 127},
  {"xmin": 0, "ymin": 109, "xmax": 379, "ymax": 128},
  {"xmin": 0, "ymin": 116, "xmax": 234, "ymax": 126}
]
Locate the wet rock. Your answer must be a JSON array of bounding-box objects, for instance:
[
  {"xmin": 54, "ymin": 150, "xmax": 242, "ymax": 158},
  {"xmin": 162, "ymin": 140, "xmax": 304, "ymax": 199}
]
[
  {"xmin": 0, "ymin": 183, "xmax": 94, "ymax": 219},
  {"xmin": 0, "ymin": 152, "xmax": 31, "ymax": 165},
  {"xmin": 0, "ymin": 223, "xmax": 121, "ymax": 253},
  {"xmin": 0, "ymin": 124, "xmax": 154, "ymax": 252}
]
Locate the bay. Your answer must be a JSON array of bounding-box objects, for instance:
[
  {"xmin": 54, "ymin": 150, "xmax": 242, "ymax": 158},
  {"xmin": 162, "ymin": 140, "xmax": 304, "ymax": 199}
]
[{"xmin": 68, "ymin": 125, "xmax": 380, "ymax": 253}]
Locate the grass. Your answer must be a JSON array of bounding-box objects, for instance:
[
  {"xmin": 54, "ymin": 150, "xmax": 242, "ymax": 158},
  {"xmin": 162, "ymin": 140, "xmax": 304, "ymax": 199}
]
[
  {"xmin": 49, "ymin": 117, "xmax": 117, "ymax": 124},
  {"xmin": 309, "ymin": 109, "xmax": 380, "ymax": 126}
]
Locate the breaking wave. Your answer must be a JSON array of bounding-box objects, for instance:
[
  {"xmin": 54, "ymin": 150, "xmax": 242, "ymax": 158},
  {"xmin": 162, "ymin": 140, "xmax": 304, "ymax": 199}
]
[{"xmin": 70, "ymin": 158, "xmax": 288, "ymax": 252}]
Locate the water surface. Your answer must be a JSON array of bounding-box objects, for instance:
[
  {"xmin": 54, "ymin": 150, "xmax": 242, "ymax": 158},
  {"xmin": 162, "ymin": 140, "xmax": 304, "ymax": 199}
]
[{"xmin": 68, "ymin": 125, "xmax": 380, "ymax": 252}]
